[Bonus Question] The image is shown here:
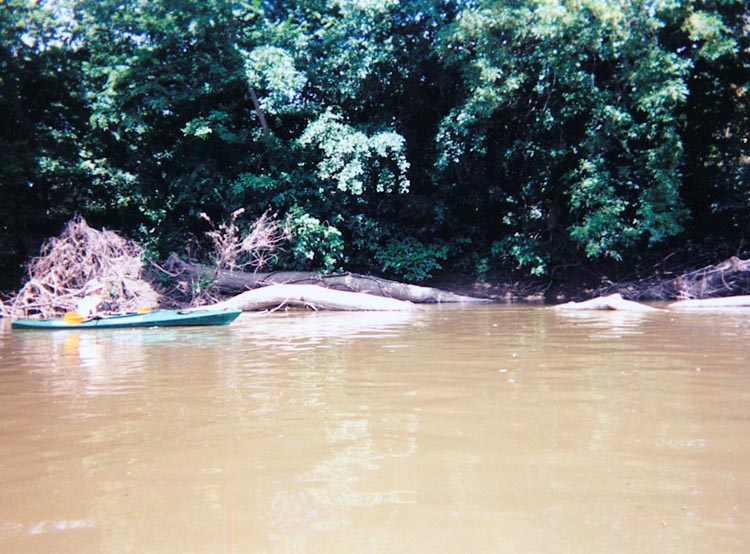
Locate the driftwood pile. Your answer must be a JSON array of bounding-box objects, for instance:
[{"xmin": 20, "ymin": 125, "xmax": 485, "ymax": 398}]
[{"xmin": 2, "ymin": 217, "xmax": 160, "ymax": 319}]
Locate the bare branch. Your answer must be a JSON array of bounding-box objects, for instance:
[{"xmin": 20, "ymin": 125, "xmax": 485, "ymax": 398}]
[{"xmin": 190, "ymin": 210, "xmax": 288, "ymax": 306}]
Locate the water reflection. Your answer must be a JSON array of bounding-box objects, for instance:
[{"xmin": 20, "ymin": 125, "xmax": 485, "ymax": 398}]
[
  {"xmin": 10, "ymin": 330, "xmax": 146, "ymax": 398},
  {"xmin": 231, "ymin": 310, "xmax": 418, "ymax": 353},
  {"xmin": 228, "ymin": 312, "xmax": 422, "ymax": 543},
  {"xmin": 553, "ymin": 308, "xmax": 652, "ymax": 339}
]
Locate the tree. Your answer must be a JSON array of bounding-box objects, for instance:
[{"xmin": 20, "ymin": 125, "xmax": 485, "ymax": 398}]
[
  {"xmin": 675, "ymin": 0, "xmax": 750, "ymax": 254},
  {"xmin": 73, "ymin": 0, "xmax": 264, "ymax": 251},
  {"xmin": 250, "ymin": 0, "xmax": 462, "ymax": 280},
  {"xmin": 0, "ymin": 0, "xmax": 88, "ymax": 289},
  {"xmin": 2, "ymin": 0, "xmax": 748, "ymax": 293},
  {"xmin": 436, "ymin": 0, "xmax": 693, "ymax": 275}
]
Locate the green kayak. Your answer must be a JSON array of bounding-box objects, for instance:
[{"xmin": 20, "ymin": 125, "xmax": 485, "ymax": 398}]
[{"xmin": 12, "ymin": 309, "xmax": 242, "ymax": 330}]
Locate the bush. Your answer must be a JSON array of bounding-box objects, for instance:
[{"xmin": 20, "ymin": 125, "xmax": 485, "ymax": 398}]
[{"xmin": 376, "ymin": 237, "xmax": 449, "ymax": 283}]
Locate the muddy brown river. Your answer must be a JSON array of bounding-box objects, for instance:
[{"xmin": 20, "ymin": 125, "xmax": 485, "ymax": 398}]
[{"xmin": 1, "ymin": 305, "xmax": 748, "ymax": 553}]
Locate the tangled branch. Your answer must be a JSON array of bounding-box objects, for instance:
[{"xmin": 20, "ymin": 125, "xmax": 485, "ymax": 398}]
[
  {"xmin": 190, "ymin": 209, "xmax": 288, "ymax": 305},
  {"xmin": 593, "ymin": 256, "xmax": 750, "ymax": 301},
  {"xmin": 3, "ymin": 217, "xmax": 160, "ymax": 319}
]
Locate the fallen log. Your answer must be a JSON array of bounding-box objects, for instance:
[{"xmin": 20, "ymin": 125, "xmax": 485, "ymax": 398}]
[
  {"xmin": 667, "ymin": 295, "xmax": 750, "ymax": 309},
  {"xmin": 188, "ymin": 284, "xmax": 416, "ymax": 312},
  {"xmin": 553, "ymin": 293, "xmax": 659, "ymax": 312},
  {"xmin": 162, "ymin": 254, "xmax": 491, "ymax": 304}
]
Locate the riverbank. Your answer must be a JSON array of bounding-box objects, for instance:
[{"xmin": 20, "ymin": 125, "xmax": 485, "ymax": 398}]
[
  {"xmin": 3, "ymin": 217, "xmax": 748, "ymax": 317},
  {"xmin": 428, "ymin": 256, "xmax": 750, "ymax": 304}
]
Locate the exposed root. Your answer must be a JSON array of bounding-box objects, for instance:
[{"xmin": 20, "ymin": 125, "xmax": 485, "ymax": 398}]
[
  {"xmin": 665, "ymin": 256, "xmax": 750, "ymax": 299},
  {"xmin": 3, "ymin": 217, "xmax": 160, "ymax": 319},
  {"xmin": 578, "ymin": 256, "xmax": 750, "ymax": 302}
]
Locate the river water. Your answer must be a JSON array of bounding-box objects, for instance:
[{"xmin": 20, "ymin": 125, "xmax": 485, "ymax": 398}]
[{"xmin": 1, "ymin": 304, "xmax": 749, "ymax": 553}]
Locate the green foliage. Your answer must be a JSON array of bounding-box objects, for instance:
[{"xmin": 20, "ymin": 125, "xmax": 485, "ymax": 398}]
[
  {"xmin": 283, "ymin": 206, "xmax": 346, "ymax": 272},
  {"xmin": 1, "ymin": 0, "xmax": 749, "ymax": 291},
  {"xmin": 683, "ymin": 10, "xmax": 737, "ymax": 62},
  {"xmin": 299, "ymin": 109, "xmax": 410, "ymax": 195},
  {"xmin": 436, "ymin": 0, "xmax": 696, "ymax": 270},
  {"xmin": 0, "ymin": 0, "xmax": 91, "ymax": 287},
  {"xmin": 241, "ymin": 45, "xmax": 307, "ymax": 115},
  {"xmin": 492, "ymin": 235, "xmax": 549, "ymax": 277},
  {"xmin": 376, "ymin": 237, "xmax": 449, "ymax": 283},
  {"xmin": 71, "ymin": 0, "xmax": 265, "ymax": 250},
  {"xmin": 676, "ymin": 0, "xmax": 749, "ymax": 250}
]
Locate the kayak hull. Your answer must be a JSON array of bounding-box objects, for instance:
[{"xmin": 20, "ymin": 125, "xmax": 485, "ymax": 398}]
[{"xmin": 11, "ymin": 309, "xmax": 242, "ymax": 330}]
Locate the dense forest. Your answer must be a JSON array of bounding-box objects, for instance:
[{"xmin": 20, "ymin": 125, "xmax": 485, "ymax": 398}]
[{"xmin": 2, "ymin": 0, "xmax": 748, "ymax": 292}]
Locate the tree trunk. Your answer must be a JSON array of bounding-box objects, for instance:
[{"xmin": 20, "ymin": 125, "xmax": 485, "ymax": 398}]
[
  {"xmin": 186, "ymin": 284, "xmax": 416, "ymax": 312},
  {"xmin": 247, "ymin": 86, "xmax": 269, "ymax": 133},
  {"xmin": 668, "ymin": 295, "xmax": 750, "ymax": 309},
  {"xmin": 163, "ymin": 254, "xmax": 491, "ymax": 304}
]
